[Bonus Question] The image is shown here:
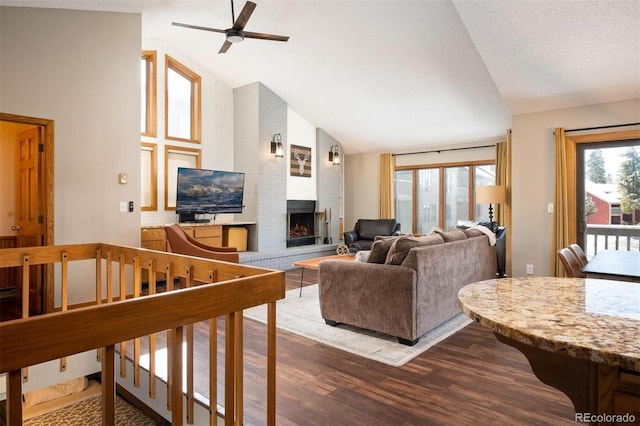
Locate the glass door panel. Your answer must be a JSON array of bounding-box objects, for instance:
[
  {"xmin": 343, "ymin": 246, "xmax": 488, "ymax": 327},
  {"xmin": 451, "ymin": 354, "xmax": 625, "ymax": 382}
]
[
  {"xmin": 394, "ymin": 170, "xmax": 414, "ymax": 234},
  {"xmin": 445, "ymin": 166, "xmax": 469, "ymax": 229},
  {"xmin": 417, "ymin": 169, "xmax": 439, "ymax": 234}
]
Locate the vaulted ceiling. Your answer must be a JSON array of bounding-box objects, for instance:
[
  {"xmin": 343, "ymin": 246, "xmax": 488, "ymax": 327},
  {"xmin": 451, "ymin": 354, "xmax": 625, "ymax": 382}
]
[{"xmin": 4, "ymin": 0, "xmax": 639, "ymax": 154}]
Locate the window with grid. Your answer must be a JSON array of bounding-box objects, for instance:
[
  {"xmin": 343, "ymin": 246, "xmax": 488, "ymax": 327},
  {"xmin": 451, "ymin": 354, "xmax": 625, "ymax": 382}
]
[
  {"xmin": 395, "ymin": 161, "xmax": 495, "ymax": 234},
  {"xmin": 141, "ymin": 51, "xmax": 157, "ymax": 137}
]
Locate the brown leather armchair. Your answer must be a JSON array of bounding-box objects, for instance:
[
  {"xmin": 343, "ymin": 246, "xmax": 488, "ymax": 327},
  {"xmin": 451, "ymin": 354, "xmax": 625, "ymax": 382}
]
[
  {"xmin": 164, "ymin": 223, "xmax": 239, "ymax": 263},
  {"xmin": 557, "ymin": 247, "xmax": 586, "ymax": 278}
]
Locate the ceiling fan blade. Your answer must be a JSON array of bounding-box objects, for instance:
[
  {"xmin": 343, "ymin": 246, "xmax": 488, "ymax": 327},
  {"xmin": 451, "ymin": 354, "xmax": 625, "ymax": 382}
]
[
  {"xmin": 172, "ymin": 22, "xmax": 226, "ymax": 34},
  {"xmin": 243, "ymin": 31, "xmax": 289, "ymax": 42},
  {"xmin": 232, "ymin": 1, "xmax": 256, "ymax": 30},
  {"xmin": 219, "ymin": 40, "xmax": 233, "ymax": 54}
]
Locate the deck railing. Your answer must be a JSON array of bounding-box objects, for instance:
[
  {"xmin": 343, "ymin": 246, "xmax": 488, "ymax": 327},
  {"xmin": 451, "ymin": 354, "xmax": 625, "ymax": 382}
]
[
  {"xmin": 584, "ymin": 224, "xmax": 640, "ymax": 257},
  {"xmin": 0, "ymin": 243, "xmax": 285, "ymax": 425}
]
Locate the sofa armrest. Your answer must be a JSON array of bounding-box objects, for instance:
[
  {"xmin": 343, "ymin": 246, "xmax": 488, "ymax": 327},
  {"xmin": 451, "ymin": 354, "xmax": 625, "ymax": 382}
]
[
  {"xmin": 343, "ymin": 230, "xmax": 359, "ymax": 246},
  {"xmin": 318, "ymin": 260, "xmax": 417, "ymax": 340}
]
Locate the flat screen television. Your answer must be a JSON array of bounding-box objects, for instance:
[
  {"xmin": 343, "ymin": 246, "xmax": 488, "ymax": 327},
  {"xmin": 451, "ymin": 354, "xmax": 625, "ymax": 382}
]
[{"xmin": 176, "ymin": 167, "xmax": 245, "ymax": 223}]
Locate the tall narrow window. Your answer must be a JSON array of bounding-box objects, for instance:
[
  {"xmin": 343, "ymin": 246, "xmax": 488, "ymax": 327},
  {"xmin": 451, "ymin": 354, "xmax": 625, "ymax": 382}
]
[
  {"xmin": 141, "ymin": 51, "xmax": 157, "ymax": 136},
  {"xmin": 165, "ymin": 55, "xmax": 201, "ymax": 142}
]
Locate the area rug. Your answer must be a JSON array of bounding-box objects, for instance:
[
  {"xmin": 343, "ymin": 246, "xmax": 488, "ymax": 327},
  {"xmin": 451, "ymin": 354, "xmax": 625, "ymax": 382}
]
[
  {"xmin": 23, "ymin": 395, "xmax": 157, "ymax": 426},
  {"xmin": 243, "ymin": 284, "xmax": 472, "ymax": 367}
]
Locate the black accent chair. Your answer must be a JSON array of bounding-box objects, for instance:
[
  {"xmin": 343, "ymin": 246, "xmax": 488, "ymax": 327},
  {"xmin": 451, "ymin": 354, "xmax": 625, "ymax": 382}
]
[{"xmin": 344, "ymin": 219, "xmax": 401, "ymax": 251}]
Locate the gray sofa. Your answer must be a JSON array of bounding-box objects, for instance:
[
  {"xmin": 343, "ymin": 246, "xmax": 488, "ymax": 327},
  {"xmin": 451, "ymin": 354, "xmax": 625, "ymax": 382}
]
[{"xmin": 318, "ymin": 228, "xmax": 497, "ymax": 345}]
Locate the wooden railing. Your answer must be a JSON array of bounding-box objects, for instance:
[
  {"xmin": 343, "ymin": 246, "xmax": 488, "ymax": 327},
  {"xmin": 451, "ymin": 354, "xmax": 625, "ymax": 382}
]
[
  {"xmin": 0, "ymin": 243, "xmax": 285, "ymax": 425},
  {"xmin": 584, "ymin": 224, "xmax": 640, "ymax": 257}
]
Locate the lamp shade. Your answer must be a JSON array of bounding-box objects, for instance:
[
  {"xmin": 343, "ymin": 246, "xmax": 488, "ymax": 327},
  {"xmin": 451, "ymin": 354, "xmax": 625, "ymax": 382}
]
[{"xmin": 476, "ymin": 185, "xmax": 506, "ymax": 204}]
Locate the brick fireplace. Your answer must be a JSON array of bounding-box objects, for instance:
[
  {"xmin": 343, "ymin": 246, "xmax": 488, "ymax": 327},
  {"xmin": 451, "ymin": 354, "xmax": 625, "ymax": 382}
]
[{"xmin": 287, "ymin": 200, "xmax": 316, "ymax": 248}]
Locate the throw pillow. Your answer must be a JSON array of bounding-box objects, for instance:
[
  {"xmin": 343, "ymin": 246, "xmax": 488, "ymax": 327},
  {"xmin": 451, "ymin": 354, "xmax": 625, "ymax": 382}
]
[
  {"xmin": 367, "ymin": 236, "xmax": 399, "ymax": 264},
  {"xmin": 385, "ymin": 234, "xmax": 444, "ymax": 265},
  {"xmin": 355, "ymin": 250, "xmax": 371, "ymax": 262}
]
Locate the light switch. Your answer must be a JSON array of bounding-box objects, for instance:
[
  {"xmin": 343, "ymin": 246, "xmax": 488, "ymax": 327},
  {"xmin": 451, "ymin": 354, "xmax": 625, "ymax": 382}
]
[
  {"xmin": 547, "ymin": 203, "xmax": 554, "ymax": 214},
  {"xmin": 119, "ymin": 173, "xmax": 128, "ymax": 184}
]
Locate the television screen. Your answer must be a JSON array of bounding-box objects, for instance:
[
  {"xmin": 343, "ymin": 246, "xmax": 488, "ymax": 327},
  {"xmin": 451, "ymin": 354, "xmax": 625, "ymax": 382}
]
[{"xmin": 176, "ymin": 168, "xmax": 245, "ymax": 221}]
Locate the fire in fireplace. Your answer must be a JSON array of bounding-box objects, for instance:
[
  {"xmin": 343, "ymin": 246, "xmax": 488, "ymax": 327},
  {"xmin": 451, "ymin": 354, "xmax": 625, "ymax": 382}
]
[{"xmin": 287, "ymin": 200, "xmax": 316, "ymax": 248}]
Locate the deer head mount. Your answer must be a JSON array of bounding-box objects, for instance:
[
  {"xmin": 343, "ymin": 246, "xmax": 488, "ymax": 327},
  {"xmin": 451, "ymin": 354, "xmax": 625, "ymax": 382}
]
[{"xmin": 293, "ymin": 151, "xmax": 310, "ymax": 176}]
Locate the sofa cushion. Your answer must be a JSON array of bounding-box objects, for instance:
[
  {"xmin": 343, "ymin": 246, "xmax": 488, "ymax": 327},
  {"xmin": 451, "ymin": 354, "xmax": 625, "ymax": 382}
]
[
  {"xmin": 357, "ymin": 219, "xmax": 397, "ymax": 241},
  {"xmin": 442, "ymin": 229, "xmax": 467, "ymax": 242},
  {"xmin": 462, "ymin": 228, "xmax": 484, "ymax": 238},
  {"xmin": 430, "ymin": 228, "xmax": 467, "ymax": 242},
  {"xmin": 385, "ymin": 234, "xmax": 444, "ymax": 265},
  {"xmin": 367, "ymin": 236, "xmax": 399, "ymax": 264}
]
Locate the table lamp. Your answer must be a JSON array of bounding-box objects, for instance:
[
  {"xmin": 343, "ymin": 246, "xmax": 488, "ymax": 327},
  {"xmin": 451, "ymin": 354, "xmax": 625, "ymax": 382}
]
[{"xmin": 476, "ymin": 185, "xmax": 506, "ymax": 232}]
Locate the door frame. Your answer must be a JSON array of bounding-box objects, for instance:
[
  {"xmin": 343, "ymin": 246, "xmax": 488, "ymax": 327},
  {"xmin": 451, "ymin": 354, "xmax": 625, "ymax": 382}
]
[
  {"xmin": 1, "ymin": 112, "xmax": 55, "ymax": 312},
  {"xmin": 565, "ymin": 129, "xmax": 640, "ymax": 245}
]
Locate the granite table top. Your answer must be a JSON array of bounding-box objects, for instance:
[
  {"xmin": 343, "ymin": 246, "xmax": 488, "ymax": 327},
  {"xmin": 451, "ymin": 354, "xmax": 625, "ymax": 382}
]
[{"xmin": 458, "ymin": 277, "xmax": 640, "ymax": 372}]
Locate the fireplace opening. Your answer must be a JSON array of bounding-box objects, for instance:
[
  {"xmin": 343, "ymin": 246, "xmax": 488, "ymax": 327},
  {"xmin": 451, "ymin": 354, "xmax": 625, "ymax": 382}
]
[{"xmin": 287, "ymin": 200, "xmax": 316, "ymax": 248}]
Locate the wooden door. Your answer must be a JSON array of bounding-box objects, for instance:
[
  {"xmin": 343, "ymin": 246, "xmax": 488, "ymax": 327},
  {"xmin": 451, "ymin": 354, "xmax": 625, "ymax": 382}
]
[{"xmin": 15, "ymin": 127, "xmax": 44, "ymax": 314}]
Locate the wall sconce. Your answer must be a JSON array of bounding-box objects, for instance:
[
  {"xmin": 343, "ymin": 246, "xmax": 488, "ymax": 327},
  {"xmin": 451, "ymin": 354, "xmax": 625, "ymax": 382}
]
[
  {"xmin": 328, "ymin": 145, "xmax": 340, "ymax": 165},
  {"xmin": 270, "ymin": 133, "xmax": 284, "ymax": 158}
]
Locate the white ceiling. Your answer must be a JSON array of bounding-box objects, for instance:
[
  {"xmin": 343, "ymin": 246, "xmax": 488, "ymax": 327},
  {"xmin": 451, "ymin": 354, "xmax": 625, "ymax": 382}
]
[{"xmin": 3, "ymin": 0, "xmax": 639, "ymax": 154}]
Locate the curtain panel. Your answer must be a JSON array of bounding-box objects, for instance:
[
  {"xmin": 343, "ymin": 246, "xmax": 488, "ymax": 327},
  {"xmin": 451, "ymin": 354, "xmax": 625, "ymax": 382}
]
[
  {"xmin": 495, "ymin": 131, "xmax": 512, "ymax": 276},
  {"xmin": 551, "ymin": 127, "xmax": 570, "ymax": 277},
  {"xmin": 379, "ymin": 153, "xmax": 395, "ymax": 219}
]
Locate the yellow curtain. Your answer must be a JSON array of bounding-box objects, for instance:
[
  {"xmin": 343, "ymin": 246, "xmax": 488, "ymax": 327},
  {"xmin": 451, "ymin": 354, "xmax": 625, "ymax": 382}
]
[
  {"xmin": 550, "ymin": 127, "xmax": 569, "ymax": 277},
  {"xmin": 379, "ymin": 153, "xmax": 395, "ymax": 219},
  {"xmin": 495, "ymin": 131, "xmax": 512, "ymax": 276}
]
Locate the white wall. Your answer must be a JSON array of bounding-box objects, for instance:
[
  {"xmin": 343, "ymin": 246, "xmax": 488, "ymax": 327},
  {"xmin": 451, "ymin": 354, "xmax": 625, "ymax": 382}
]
[
  {"xmin": 286, "ymin": 107, "xmax": 317, "ymax": 200},
  {"xmin": 0, "ymin": 5, "xmax": 141, "ymax": 392},
  {"xmin": 344, "ymin": 151, "xmax": 382, "ymax": 231},
  {"xmin": 1, "ymin": 7, "xmax": 141, "ymax": 248},
  {"xmin": 511, "ymin": 98, "xmax": 640, "ymax": 277}
]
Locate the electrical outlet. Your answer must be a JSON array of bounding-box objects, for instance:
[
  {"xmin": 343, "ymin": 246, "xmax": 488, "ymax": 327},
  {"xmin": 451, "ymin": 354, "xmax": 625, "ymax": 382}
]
[
  {"xmin": 526, "ymin": 264, "xmax": 534, "ymax": 275},
  {"xmin": 119, "ymin": 201, "xmax": 127, "ymax": 212}
]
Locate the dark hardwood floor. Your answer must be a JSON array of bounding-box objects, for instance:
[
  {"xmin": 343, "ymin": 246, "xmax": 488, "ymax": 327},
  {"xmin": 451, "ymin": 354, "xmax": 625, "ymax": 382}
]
[
  {"xmin": 239, "ymin": 268, "xmax": 575, "ymax": 425},
  {"xmin": 1, "ymin": 269, "xmax": 576, "ymax": 425}
]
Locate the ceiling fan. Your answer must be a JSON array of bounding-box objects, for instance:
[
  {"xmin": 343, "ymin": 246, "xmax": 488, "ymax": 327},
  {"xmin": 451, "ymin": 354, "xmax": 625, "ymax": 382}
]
[{"xmin": 172, "ymin": 0, "xmax": 289, "ymax": 54}]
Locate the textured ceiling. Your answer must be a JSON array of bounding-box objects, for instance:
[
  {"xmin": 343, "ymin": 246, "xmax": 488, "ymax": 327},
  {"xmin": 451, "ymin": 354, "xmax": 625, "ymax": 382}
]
[{"xmin": 3, "ymin": 0, "xmax": 639, "ymax": 154}]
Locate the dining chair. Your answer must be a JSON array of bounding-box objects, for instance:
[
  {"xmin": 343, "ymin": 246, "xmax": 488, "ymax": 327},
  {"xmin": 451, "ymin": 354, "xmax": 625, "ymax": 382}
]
[
  {"xmin": 568, "ymin": 244, "xmax": 588, "ymax": 268},
  {"xmin": 557, "ymin": 248, "xmax": 586, "ymax": 278}
]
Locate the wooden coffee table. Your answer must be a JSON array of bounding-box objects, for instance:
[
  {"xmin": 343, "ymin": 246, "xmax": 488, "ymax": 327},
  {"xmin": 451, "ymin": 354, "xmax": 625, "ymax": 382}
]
[{"xmin": 292, "ymin": 254, "xmax": 356, "ymax": 296}]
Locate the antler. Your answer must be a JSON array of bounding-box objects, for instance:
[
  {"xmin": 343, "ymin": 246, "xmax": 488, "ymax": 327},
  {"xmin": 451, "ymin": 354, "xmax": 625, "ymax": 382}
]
[{"xmin": 293, "ymin": 151, "xmax": 310, "ymax": 175}]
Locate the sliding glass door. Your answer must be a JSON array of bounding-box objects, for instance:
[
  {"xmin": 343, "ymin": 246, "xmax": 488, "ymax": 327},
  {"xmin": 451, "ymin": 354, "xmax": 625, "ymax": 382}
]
[{"xmin": 576, "ymin": 140, "xmax": 640, "ymax": 257}]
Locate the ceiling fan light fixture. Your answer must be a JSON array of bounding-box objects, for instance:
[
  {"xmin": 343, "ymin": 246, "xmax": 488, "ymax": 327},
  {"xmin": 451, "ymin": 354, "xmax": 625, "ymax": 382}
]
[{"xmin": 226, "ymin": 29, "xmax": 245, "ymax": 43}]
